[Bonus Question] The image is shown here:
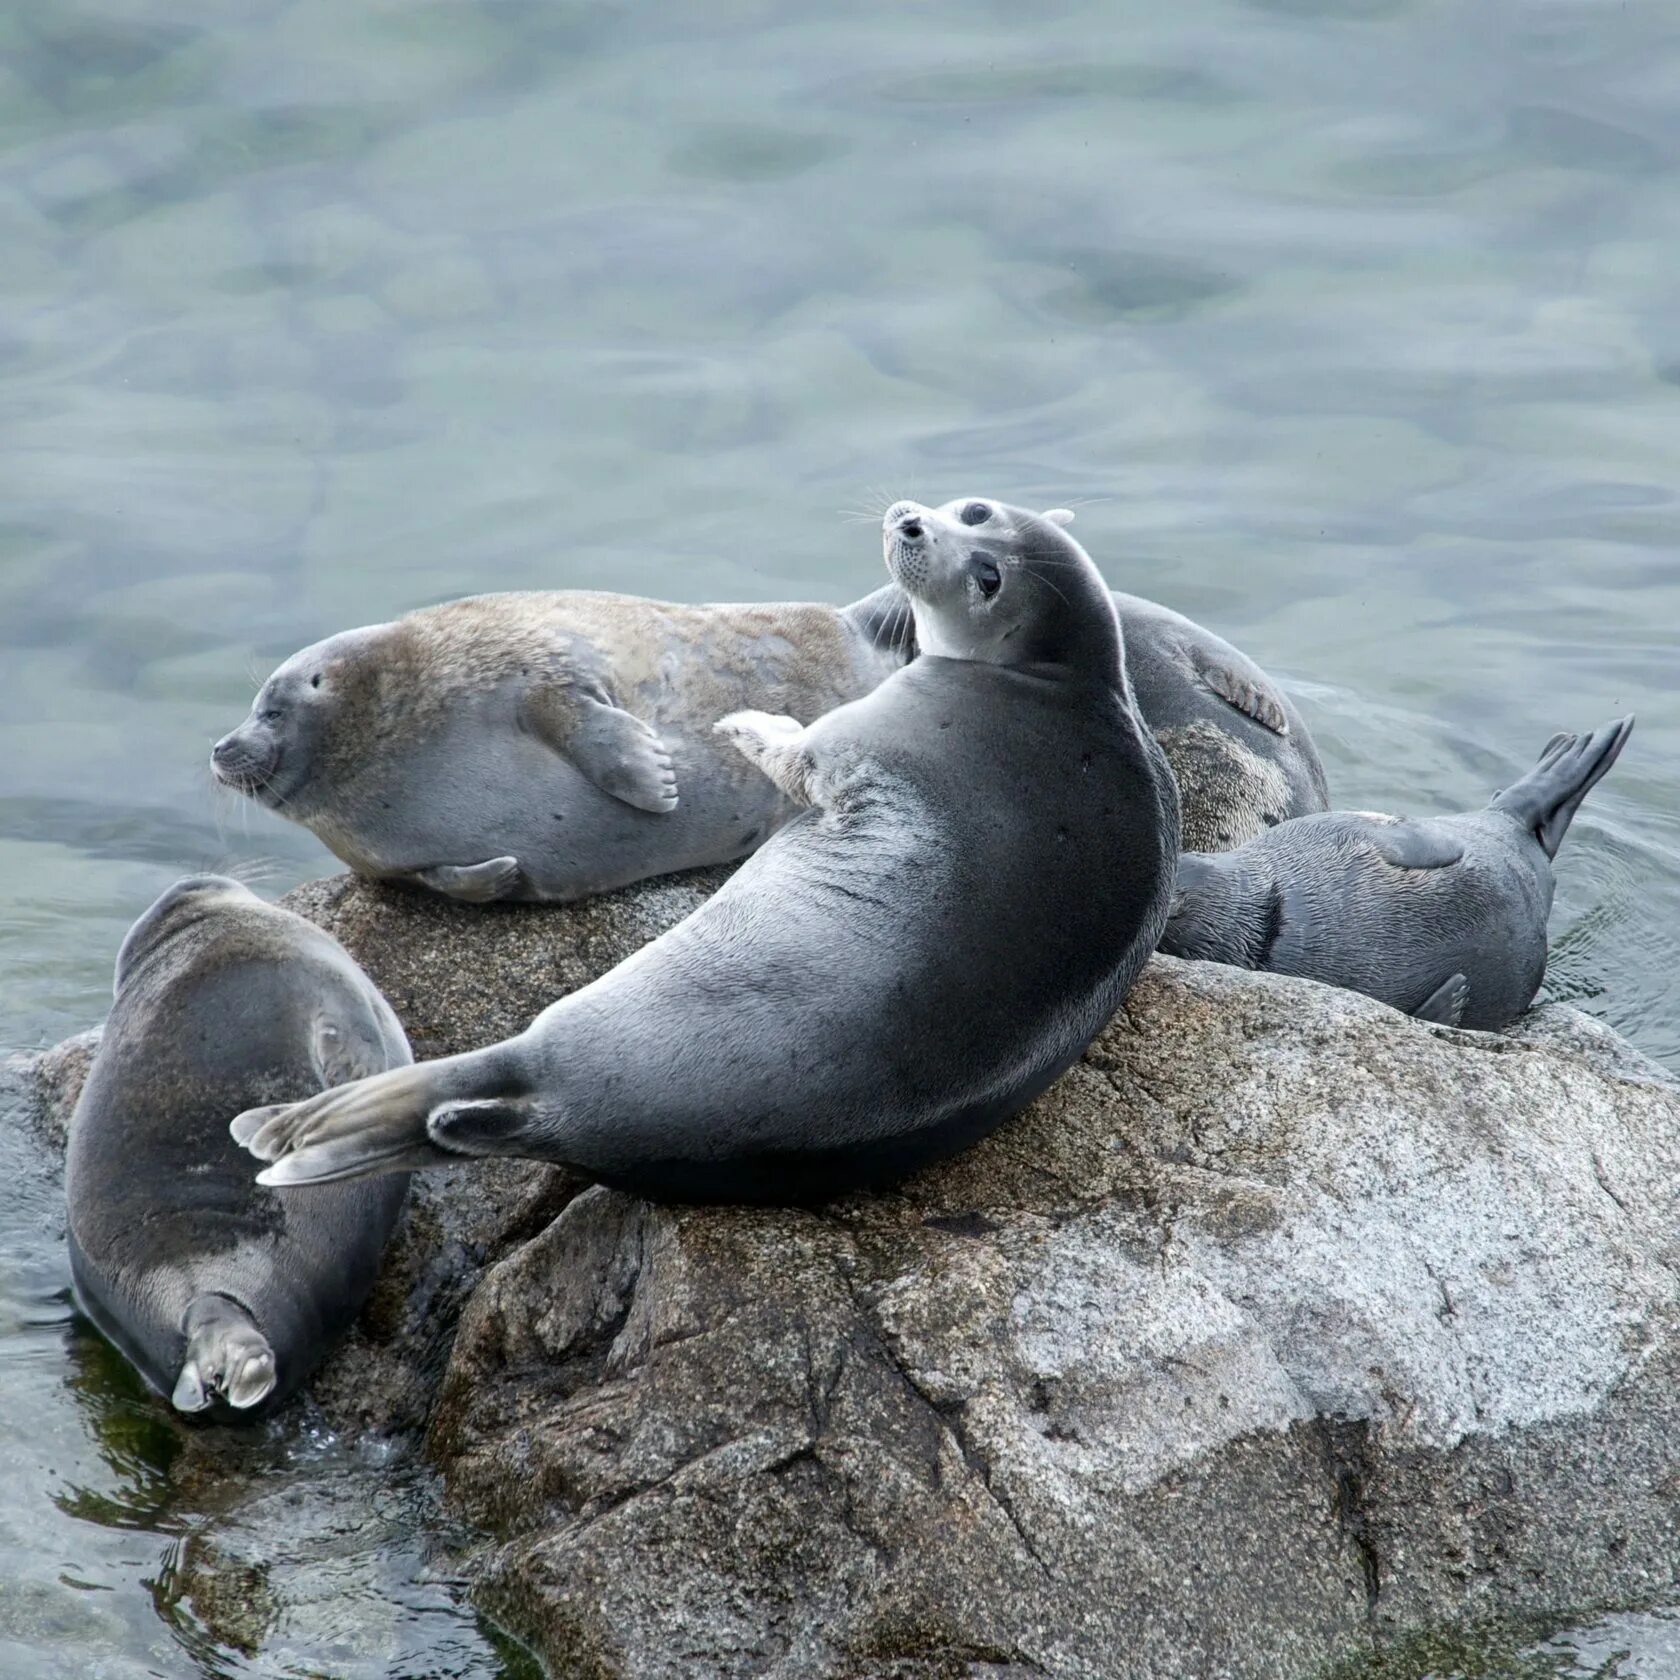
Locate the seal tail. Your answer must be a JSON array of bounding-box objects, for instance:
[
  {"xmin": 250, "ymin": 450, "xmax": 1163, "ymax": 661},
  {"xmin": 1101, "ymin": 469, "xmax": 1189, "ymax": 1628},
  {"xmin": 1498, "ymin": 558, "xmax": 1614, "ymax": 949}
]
[
  {"xmin": 1490, "ymin": 716, "xmax": 1634, "ymax": 860},
  {"xmin": 173, "ymin": 1294, "xmax": 276, "ymax": 1414},
  {"xmin": 231, "ymin": 1048, "xmax": 532, "ymax": 1186}
]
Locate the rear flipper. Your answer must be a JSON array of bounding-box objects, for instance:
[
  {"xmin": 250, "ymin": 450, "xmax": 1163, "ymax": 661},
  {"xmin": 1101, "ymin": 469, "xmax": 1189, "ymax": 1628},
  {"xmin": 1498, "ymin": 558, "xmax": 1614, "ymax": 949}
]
[
  {"xmin": 231, "ymin": 1052, "xmax": 531, "ymax": 1185},
  {"xmin": 1491, "ymin": 716, "xmax": 1634, "ymax": 860},
  {"xmin": 413, "ymin": 857, "xmax": 522, "ymax": 903},
  {"xmin": 173, "ymin": 1294, "xmax": 276, "ymax": 1413},
  {"xmin": 1412, "ymin": 973, "xmax": 1469, "ymax": 1028}
]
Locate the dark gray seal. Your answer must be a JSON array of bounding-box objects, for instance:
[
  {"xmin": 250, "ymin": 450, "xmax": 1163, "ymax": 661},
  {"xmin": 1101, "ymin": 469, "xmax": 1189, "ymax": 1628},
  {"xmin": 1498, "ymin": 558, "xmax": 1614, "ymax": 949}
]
[
  {"xmin": 210, "ymin": 569, "xmax": 1318, "ymax": 906},
  {"xmin": 66, "ymin": 876, "xmax": 411, "ymax": 1414},
  {"xmin": 229, "ymin": 496, "xmax": 1180, "ymax": 1202},
  {"xmin": 1159, "ymin": 717, "xmax": 1633, "ymax": 1030}
]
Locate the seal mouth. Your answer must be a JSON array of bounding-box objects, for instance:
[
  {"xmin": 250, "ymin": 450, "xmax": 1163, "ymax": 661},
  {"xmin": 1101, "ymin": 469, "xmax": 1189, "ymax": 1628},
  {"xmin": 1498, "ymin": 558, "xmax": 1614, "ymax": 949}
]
[{"xmin": 211, "ymin": 733, "xmax": 279, "ymax": 798}]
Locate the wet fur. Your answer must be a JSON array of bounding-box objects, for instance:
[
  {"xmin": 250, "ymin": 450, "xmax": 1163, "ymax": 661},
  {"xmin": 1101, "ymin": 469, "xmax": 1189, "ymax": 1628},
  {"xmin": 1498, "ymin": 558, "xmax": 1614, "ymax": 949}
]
[
  {"xmin": 1162, "ymin": 719, "xmax": 1633, "ymax": 1030},
  {"xmin": 66, "ymin": 880, "xmax": 410, "ymax": 1416}
]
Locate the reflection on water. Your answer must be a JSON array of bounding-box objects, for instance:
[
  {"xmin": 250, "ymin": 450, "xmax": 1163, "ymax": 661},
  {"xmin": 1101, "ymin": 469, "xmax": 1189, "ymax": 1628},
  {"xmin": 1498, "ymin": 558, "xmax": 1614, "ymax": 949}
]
[
  {"xmin": 1334, "ymin": 1607, "xmax": 1680, "ymax": 1678},
  {"xmin": 2, "ymin": 0, "xmax": 1678, "ymax": 1672},
  {"xmin": 0, "ymin": 1077, "xmax": 535, "ymax": 1680}
]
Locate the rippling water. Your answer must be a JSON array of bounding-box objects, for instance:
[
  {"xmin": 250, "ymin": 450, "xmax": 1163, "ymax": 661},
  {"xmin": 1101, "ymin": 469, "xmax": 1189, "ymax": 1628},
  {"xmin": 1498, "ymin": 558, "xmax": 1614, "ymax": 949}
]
[{"xmin": 2, "ymin": 0, "xmax": 1678, "ymax": 1673}]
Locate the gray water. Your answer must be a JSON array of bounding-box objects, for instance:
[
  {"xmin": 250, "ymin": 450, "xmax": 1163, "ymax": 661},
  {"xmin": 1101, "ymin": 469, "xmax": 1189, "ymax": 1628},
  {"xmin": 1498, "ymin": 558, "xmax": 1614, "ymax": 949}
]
[{"xmin": 2, "ymin": 0, "xmax": 1678, "ymax": 1675}]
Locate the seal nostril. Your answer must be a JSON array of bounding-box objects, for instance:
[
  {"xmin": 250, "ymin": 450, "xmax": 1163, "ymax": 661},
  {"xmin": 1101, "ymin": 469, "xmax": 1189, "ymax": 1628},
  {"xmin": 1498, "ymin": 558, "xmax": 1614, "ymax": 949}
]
[{"xmin": 899, "ymin": 519, "xmax": 922, "ymax": 540}]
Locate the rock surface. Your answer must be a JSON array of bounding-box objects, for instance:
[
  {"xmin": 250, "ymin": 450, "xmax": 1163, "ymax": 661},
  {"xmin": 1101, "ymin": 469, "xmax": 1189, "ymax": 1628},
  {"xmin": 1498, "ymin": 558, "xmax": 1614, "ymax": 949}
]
[{"xmin": 14, "ymin": 871, "xmax": 1680, "ymax": 1679}]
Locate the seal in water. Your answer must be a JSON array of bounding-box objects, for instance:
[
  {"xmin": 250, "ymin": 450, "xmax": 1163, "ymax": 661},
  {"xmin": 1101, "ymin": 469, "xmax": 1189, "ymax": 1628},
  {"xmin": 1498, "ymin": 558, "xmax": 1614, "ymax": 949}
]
[
  {"xmin": 1159, "ymin": 717, "xmax": 1634, "ymax": 1030},
  {"xmin": 66, "ymin": 876, "xmax": 411, "ymax": 1414},
  {"xmin": 229, "ymin": 496, "xmax": 1180, "ymax": 1202},
  {"xmin": 209, "ymin": 569, "xmax": 1317, "ymax": 905}
]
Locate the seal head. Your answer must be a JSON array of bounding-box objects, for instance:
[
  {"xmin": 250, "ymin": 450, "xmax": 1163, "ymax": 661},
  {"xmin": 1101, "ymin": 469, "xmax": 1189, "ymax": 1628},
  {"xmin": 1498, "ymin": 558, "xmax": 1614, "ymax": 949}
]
[
  {"xmin": 882, "ymin": 498, "xmax": 1109, "ymax": 669},
  {"xmin": 210, "ymin": 629, "xmax": 390, "ymax": 813}
]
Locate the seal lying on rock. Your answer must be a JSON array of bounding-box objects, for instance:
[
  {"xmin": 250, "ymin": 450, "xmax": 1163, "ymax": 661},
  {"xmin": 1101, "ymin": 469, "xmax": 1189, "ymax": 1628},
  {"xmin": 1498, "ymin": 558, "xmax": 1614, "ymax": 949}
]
[
  {"xmin": 212, "ymin": 592, "xmax": 908, "ymax": 904},
  {"xmin": 66, "ymin": 877, "xmax": 411, "ymax": 1414},
  {"xmin": 210, "ymin": 569, "xmax": 1318, "ymax": 904},
  {"xmin": 1108, "ymin": 586, "xmax": 1325, "ymax": 849},
  {"xmin": 230, "ymin": 496, "xmax": 1180, "ymax": 1202},
  {"xmin": 1160, "ymin": 717, "xmax": 1634, "ymax": 1029}
]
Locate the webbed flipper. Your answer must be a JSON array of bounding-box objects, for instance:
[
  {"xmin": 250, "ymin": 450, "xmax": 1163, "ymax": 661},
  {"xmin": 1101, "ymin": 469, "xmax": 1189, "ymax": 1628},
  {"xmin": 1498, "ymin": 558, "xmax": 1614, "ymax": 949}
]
[
  {"xmin": 173, "ymin": 1294, "xmax": 275, "ymax": 1414},
  {"xmin": 1196, "ymin": 652, "xmax": 1291, "ymax": 737},
  {"xmin": 1363, "ymin": 819, "xmax": 1465, "ymax": 872},
  {"xmin": 1491, "ymin": 716, "xmax": 1634, "ymax": 860},
  {"xmin": 413, "ymin": 857, "xmax": 522, "ymax": 903},
  {"xmin": 714, "ymin": 711, "xmax": 815, "ymax": 805},
  {"xmin": 524, "ymin": 684, "xmax": 679, "ymax": 815},
  {"xmin": 310, "ymin": 1009, "xmax": 405, "ymax": 1089},
  {"xmin": 1412, "ymin": 973, "xmax": 1469, "ymax": 1027}
]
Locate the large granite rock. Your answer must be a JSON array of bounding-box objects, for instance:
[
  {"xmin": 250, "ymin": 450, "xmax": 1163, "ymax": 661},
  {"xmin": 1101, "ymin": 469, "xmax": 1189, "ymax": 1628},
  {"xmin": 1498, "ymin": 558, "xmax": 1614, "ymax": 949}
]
[{"xmin": 14, "ymin": 872, "xmax": 1680, "ymax": 1679}]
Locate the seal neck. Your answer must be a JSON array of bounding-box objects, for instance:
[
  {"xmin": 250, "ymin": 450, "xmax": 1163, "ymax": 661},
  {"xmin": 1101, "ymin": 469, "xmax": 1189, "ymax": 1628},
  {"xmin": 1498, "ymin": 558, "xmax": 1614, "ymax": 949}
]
[{"xmin": 846, "ymin": 580, "xmax": 1143, "ymax": 715}]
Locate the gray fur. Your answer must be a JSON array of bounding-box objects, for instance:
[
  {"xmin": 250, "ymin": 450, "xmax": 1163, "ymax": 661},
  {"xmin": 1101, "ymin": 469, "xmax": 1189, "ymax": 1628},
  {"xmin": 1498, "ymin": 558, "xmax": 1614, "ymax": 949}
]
[
  {"xmin": 211, "ymin": 593, "xmax": 909, "ymax": 905},
  {"xmin": 211, "ymin": 573, "xmax": 1320, "ymax": 906},
  {"xmin": 1108, "ymin": 591, "xmax": 1327, "ymax": 849},
  {"xmin": 230, "ymin": 497, "xmax": 1180, "ymax": 1202},
  {"xmin": 1160, "ymin": 718, "xmax": 1633, "ymax": 1031},
  {"xmin": 67, "ymin": 877, "xmax": 411, "ymax": 1416}
]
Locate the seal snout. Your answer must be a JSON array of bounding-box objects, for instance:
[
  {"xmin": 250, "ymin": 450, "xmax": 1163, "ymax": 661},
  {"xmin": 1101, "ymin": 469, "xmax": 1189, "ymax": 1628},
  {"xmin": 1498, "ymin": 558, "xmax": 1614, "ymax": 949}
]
[
  {"xmin": 882, "ymin": 501, "xmax": 925, "ymax": 540},
  {"xmin": 882, "ymin": 501, "xmax": 932, "ymax": 592},
  {"xmin": 211, "ymin": 728, "xmax": 278, "ymax": 794}
]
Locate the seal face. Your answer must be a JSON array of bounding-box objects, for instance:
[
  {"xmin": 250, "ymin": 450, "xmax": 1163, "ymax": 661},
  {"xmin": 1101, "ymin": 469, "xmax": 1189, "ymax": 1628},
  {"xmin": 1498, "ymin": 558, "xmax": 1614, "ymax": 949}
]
[
  {"xmin": 1160, "ymin": 717, "xmax": 1633, "ymax": 1030},
  {"xmin": 230, "ymin": 497, "xmax": 1181, "ymax": 1203},
  {"xmin": 66, "ymin": 877, "xmax": 411, "ymax": 1415}
]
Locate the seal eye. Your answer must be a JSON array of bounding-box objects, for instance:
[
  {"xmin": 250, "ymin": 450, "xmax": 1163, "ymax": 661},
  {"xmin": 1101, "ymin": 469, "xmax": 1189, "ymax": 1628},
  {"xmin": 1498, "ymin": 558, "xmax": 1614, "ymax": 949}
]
[
  {"xmin": 973, "ymin": 557, "xmax": 1002, "ymax": 599},
  {"xmin": 310, "ymin": 674, "xmax": 322, "ymax": 689},
  {"xmin": 960, "ymin": 501, "xmax": 991, "ymax": 527}
]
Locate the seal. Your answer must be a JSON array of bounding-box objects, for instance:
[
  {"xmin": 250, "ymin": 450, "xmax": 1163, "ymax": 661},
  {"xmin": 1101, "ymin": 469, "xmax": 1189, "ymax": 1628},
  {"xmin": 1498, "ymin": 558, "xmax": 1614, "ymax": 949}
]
[
  {"xmin": 1159, "ymin": 717, "xmax": 1634, "ymax": 1030},
  {"xmin": 210, "ymin": 568, "xmax": 1318, "ymax": 905},
  {"xmin": 228, "ymin": 496, "xmax": 1180, "ymax": 1202},
  {"xmin": 211, "ymin": 591, "xmax": 912, "ymax": 905},
  {"xmin": 66, "ymin": 876, "xmax": 411, "ymax": 1415},
  {"xmin": 1108, "ymin": 587, "xmax": 1327, "ymax": 850}
]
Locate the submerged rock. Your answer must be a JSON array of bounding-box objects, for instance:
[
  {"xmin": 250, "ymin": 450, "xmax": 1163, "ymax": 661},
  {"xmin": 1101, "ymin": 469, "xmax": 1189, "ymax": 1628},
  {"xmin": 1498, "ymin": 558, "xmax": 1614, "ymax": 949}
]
[{"xmin": 13, "ymin": 870, "xmax": 1680, "ymax": 1678}]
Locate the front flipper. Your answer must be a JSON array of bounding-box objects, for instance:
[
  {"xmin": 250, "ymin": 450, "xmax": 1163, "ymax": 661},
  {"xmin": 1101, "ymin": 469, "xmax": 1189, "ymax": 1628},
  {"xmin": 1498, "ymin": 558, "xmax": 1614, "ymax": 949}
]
[
  {"xmin": 714, "ymin": 710, "xmax": 814, "ymax": 805},
  {"xmin": 1412, "ymin": 973, "xmax": 1470, "ymax": 1027},
  {"xmin": 524, "ymin": 686, "xmax": 679, "ymax": 814},
  {"xmin": 414, "ymin": 856, "xmax": 522, "ymax": 903},
  {"xmin": 309, "ymin": 1011, "xmax": 401, "ymax": 1091},
  {"xmin": 1195, "ymin": 650, "xmax": 1291, "ymax": 737},
  {"xmin": 1362, "ymin": 818, "xmax": 1465, "ymax": 872},
  {"xmin": 173, "ymin": 1294, "xmax": 276, "ymax": 1413},
  {"xmin": 232, "ymin": 1055, "xmax": 530, "ymax": 1185}
]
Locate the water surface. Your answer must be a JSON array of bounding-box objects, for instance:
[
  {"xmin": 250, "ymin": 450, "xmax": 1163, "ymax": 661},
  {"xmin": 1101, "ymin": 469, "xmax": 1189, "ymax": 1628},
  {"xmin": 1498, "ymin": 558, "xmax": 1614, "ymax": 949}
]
[{"xmin": 3, "ymin": 0, "xmax": 1678, "ymax": 1673}]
